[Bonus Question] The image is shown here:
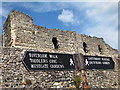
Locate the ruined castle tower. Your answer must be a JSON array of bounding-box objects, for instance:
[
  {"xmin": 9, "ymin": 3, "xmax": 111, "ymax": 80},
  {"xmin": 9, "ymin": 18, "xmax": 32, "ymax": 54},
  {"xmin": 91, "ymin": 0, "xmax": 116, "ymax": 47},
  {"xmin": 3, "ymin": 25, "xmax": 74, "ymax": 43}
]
[{"xmin": 1, "ymin": 10, "xmax": 119, "ymax": 89}]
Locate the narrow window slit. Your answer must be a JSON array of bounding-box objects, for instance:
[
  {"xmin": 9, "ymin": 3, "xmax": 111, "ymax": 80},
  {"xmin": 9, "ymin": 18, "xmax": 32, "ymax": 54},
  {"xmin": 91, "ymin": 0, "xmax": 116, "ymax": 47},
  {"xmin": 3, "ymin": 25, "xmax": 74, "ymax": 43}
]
[
  {"xmin": 83, "ymin": 42, "xmax": 87, "ymax": 53},
  {"xmin": 98, "ymin": 45, "xmax": 102, "ymax": 54},
  {"xmin": 52, "ymin": 37, "xmax": 58, "ymax": 49}
]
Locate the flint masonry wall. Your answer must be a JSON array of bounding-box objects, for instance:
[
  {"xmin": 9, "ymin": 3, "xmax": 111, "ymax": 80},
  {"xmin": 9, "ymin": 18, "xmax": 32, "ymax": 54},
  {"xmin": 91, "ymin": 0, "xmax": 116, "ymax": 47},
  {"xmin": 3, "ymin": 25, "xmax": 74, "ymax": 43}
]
[
  {"xmin": 1, "ymin": 47, "xmax": 119, "ymax": 89},
  {"xmin": 3, "ymin": 10, "xmax": 118, "ymax": 57},
  {"xmin": 1, "ymin": 10, "xmax": 119, "ymax": 89}
]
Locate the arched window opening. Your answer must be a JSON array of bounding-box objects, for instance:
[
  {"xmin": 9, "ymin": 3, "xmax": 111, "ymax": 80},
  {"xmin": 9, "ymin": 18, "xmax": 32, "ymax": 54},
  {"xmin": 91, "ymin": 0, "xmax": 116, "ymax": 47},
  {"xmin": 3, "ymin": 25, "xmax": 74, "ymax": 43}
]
[
  {"xmin": 83, "ymin": 42, "xmax": 87, "ymax": 53},
  {"xmin": 52, "ymin": 37, "xmax": 58, "ymax": 49},
  {"xmin": 98, "ymin": 45, "xmax": 102, "ymax": 53}
]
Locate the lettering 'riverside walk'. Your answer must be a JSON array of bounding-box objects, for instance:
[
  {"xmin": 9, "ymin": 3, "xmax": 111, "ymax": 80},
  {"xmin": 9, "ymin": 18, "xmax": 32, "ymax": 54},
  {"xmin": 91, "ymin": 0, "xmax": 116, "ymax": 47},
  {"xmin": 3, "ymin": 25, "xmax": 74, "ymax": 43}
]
[{"xmin": 23, "ymin": 51, "xmax": 75, "ymax": 70}]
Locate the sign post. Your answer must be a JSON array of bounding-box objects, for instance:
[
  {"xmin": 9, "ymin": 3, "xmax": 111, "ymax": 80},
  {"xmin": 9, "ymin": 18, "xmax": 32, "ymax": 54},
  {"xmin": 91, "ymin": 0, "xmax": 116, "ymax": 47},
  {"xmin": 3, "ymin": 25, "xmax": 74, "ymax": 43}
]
[{"xmin": 73, "ymin": 53, "xmax": 89, "ymax": 89}]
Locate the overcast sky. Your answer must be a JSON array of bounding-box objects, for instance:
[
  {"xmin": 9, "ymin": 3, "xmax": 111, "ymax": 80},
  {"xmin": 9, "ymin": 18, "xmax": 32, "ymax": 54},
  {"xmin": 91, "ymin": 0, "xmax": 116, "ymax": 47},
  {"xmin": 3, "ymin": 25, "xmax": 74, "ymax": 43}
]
[{"xmin": 0, "ymin": 0, "xmax": 119, "ymax": 52}]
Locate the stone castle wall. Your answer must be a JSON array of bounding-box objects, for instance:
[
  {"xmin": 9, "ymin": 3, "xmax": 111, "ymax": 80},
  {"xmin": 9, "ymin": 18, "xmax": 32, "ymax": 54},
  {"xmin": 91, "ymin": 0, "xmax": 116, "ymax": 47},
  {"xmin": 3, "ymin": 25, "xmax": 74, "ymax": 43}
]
[
  {"xmin": 1, "ymin": 10, "xmax": 120, "ymax": 89},
  {"xmin": 0, "ymin": 47, "xmax": 119, "ymax": 89},
  {"xmin": 3, "ymin": 10, "xmax": 118, "ymax": 57}
]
